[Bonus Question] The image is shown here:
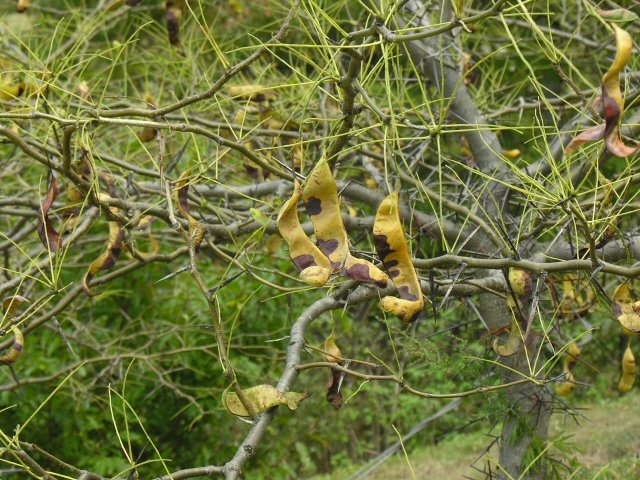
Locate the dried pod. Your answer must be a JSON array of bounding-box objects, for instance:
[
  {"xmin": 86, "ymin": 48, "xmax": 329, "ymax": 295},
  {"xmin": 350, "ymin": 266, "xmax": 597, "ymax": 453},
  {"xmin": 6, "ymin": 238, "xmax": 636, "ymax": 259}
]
[
  {"xmin": 612, "ymin": 283, "xmax": 640, "ymax": 335},
  {"xmin": 302, "ymin": 161, "xmax": 388, "ymax": 287},
  {"xmin": 507, "ymin": 268, "xmax": 532, "ymax": 308},
  {"xmin": 373, "ymin": 192, "xmax": 424, "ymax": 322},
  {"xmin": 555, "ymin": 343, "xmax": 581, "ymax": 396},
  {"xmin": 492, "ymin": 317, "xmax": 523, "ymax": 357},
  {"xmin": 0, "ymin": 327, "xmax": 24, "ymax": 366},
  {"xmin": 324, "ymin": 333, "xmax": 345, "ymax": 409},
  {"xmin": 277, "ymin": 181, "xmax": 331, "ymax": 286},
  {"xmin": 16, "ymin": 0, "xmax": 29, "ymax": 13},
  {"xmin": 223, "ymin": 384, "xmax": 310, "ymax": 418},
  {"xmin": 165, "ymin": 0, "xmax": 184, "ymax": 47},
  {"xmin": 83, "ymin": 220, "xmax": 124, "ymax": 296},
  {"xmin": 565, "ymin": 26, "xmax": 639, "ymax": 156},
  {"xmin": 175, "ymin": 171, "xmax": 204, "ymax": 252},
  {"xmin": 36, "ymin": 173, "xmax": 62, "ymax": 252},
  {"xmin": 618, "ymin": 344, "xmax": 636, "ymax": 393}
]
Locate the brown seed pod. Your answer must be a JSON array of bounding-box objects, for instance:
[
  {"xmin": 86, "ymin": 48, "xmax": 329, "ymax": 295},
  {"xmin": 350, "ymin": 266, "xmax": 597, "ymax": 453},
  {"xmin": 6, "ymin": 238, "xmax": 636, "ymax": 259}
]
[
  {"xmin": 83, "ymin": 220, "xmax": 124, "ymax": 296},
  {"xmin": 565, "ymin": 26, "xmax": 639, "ymax": 156},
  {"xmin": 36, "ymin": 173, "xmax": 62, "ymax": 252},
  {"xmin": 373, "ymin": 192, "xmax": 424, "ymax": 322},
  {"xmin": 175, "ymin": 171, "xmax": 205, "ymax": 252}
]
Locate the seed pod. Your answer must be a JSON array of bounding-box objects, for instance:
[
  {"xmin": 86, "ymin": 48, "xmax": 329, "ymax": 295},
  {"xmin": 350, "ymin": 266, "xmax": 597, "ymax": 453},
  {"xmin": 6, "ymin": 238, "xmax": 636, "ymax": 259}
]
[
  {"xmin": 0, "ymin": 296, "xmax": 28, "ymax": 366},
  {"xmin": 223, "ymin": 384, "xmax": 310, "ymax": 418},
  {"xmin": 492, "ymin": 317, "xmax": 523, "ymax": 357},
  {"xmin": 0, "ymin": 327, "xmax": 24, "ymax": 366},
  {"xmin": 83, "ymin": 220, "xmax": 124, "ymax": 296},
  {"xmin": 165, "ymin": 0, "xmax": 184, "ymax": 47},
  {"xmin": 302, "ymin": 161, "xmax": 388, "ymax": 287},
  {"xmin": 565, "ymin": 26, "xmax": 639, "ymax": 156},
  {"xmin": 612, "ymin": 283, "xmax": 640, "ymax": 335},
  {"xmin": 175, "ymin": 171, "xmax": 204, "ymax": 252},
  {"xmin": 555, "ymin": 342, "xmax": 581, "ymax": 396},
  {"xmin": 618, "ymin": 344, "xmax": 636, "ymax": 393},
  {"xmin": 373, "ymin": 192, "xmax": 424, "ymax": 322},
  {"xmin": 507, "ymin": 268, "xmax": 532, "ymax": 309},
  {"xmin": 324, "ymin": 333, "xmax": 344, "ymax": 409},
  {"xmin": 277, "ymin": 181, "xmax": 331, "ymax": 286},
  {"xmin": 36, "ymin": 173, "xmax": 62, "ymax": 252},
  {"xmin": 16, "ymin": 0, "xmax": 29, "ymax": 12}
]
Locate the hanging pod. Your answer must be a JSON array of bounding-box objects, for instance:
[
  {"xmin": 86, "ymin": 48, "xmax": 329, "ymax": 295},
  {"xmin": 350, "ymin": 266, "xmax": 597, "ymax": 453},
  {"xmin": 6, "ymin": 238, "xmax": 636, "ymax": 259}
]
[
  {"xmin": 492, "ymin": 317, "xmax": 523, "ymax": 357},
  {"xmin": 612, "ymin": 283, "xmax": 640, "ymax": 335},
  {"xmin": 373, "ymin": 192, "xmax": 424, "ymax": 322},
  {"xmin": 0, "ymin": 296, "xmax": 28, "ymax": 366},
  {"xmin": 301, "ymin": 161, "xmax": 388, "ymax": 287},
  {"xmin": 565, "ymin": 25, "xmax": 639, "ymax": 156},
  {"xmin": 618, "ymin": 343, "xmax": 636, "ymax": 393},
  {"xmin": 277, "ymin": 180, "xmax": 332, "ymax": 286},
  {"xmin": 555, "ymin": 342, "xmax": 581, "ymax": 396}
]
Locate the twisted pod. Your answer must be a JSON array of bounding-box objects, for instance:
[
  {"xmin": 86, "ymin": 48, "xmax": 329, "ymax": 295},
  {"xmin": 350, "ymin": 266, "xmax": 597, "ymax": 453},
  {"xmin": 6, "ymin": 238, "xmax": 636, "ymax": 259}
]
[
  {"xmin": 277, "ymin": 180, "xmax": 332, "ymax": 286},
  {"xmin": 301, "ymin": 160, "xmax": 388, "ymax": 287},
  {"xmin": 555, "ymin": 342, "xmax": 581, "ymax": 396},
  {"xmin": 373, "ymin": 192, "xmax": 424, "ymax": 322}
]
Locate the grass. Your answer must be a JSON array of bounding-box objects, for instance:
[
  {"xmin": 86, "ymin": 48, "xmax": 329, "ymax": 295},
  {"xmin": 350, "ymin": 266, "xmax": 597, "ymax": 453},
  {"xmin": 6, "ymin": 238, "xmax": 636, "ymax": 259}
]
[{"xmin": 311, "ymin": 392, "xmax": 640, "ymax": 479}]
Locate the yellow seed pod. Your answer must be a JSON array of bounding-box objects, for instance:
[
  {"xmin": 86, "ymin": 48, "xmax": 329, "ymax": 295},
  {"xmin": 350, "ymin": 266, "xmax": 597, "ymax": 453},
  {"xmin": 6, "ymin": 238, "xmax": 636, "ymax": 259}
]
[
  {"xmin": 502, "ymin": 149, "xmax": 521, "ymax": 159},
  {"xmin": 555, "ymin": 343, "xmax": 580, "ymax": 396},
  {"xmin": 303, "ymin": 161, "xmax": 388, "ymax": 287},
  {"xmin": 492, "ymin": 317, "xmax": 523, "ymax": 357},
  {"xmin": 373, "ymin": 192, "xmax": 424, "ymax": 322},
  {"xmin": 83, "ymin": 220, "xmax": 124, "ymax": 296},
  {"xmin": 603, "ymin": 26, "xmax": 632, "ymax": 113},
  {"xmin": 277, "ymin": 181, "xmax": 331, "ymax": 287},
  {"xmin": 323, "ymin": 333, "xmax": 343, "ymax": 364},
  {"xmin": 618, "ymin": 344, "xmax": 636, "ymax": 393},
  {"xmin": 507, "ymin": 268, "xmax": 532, "ymax": 308},
  {"xmin": 0, "ymin": 326, "xmax": 24, "ymax": 365},
  {"xmin": 612, "ymin": 283, "xmax": 640, "ymax": 336}
]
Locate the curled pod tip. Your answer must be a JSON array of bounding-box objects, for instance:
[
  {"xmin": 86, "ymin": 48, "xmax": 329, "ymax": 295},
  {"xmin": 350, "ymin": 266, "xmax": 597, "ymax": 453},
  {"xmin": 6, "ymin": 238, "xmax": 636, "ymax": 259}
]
[
  {"xmin": 83, "ymin": 221, "xmax": 124, "ymax": 296},
  {"xmin": 0, "ymin": 326, "xmax": 24, "ymax": 366},
  {"xmin": 492, "ymin": 317, "xmax": 523, "ymax": 357},
  {"xmin": 277, "ymin": 181, "xmax": 331, "ymax": 287}
]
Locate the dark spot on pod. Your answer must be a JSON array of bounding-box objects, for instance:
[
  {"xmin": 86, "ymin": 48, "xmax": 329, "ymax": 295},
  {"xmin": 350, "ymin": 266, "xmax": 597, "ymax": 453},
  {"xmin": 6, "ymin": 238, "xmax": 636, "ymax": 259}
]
[
  {"xmin": 602, "ymin": 88, "xmax": 621, "ymax": 123},
  {"xmin": 612, "ymin": 304, "xmax": 622, "ymax": 317},
  {"xmin": 292, "ymin": 254, "xmax": 316, "ymax": 271},
  {"xmin": 397, "ymin": 286, "xmax": 419, "ymax": 301},
  {"xmin": 305, "ymin": 197, "xmax": 322, "ymax": 216},
  {"xmin": 317, "ymin": 238, "xmax": 339, "ymax": 255},
  {"xmin": 384, "ymin": 260, "xmax": 399, "ymax": 269},
  {"xmin": 373, "ymin": 234, "xmax": 392, "ymax": 257},
  {"xmin": 344, "ymin": 264, "xmax": 387, "ymax": 288},
  {"xmin": 388, "ymin": 269, "xmax": 400, "ymax": 279},
  {"xmin": 11, "ymin": 342, "xmax": 23, "ymax": 352}
]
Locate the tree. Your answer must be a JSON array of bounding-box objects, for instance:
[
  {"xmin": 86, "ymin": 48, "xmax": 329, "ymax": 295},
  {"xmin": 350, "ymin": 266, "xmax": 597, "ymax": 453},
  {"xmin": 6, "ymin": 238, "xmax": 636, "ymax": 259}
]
[{"xmin": 1, "ymin": 0, "xmax": 639, "ymax": 479}]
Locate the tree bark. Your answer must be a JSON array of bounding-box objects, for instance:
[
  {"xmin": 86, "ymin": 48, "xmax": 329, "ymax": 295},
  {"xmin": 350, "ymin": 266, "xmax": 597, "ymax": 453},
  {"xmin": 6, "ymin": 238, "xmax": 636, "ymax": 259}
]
[{"xmin": 397, "ymin": 2, "xmax": 553, "ymax": 478}]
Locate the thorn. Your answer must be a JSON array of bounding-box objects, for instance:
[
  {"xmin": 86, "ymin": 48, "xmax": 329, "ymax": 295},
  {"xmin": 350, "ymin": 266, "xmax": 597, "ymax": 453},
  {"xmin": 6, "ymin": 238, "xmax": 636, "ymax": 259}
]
[
  {"xmin": 155, "ymin": 265, "xmax": 191, "ymax": 283},
  {"xmin": 52, "ymin": 316, "xmax": 77, "ymax": 360}
]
